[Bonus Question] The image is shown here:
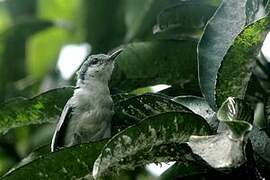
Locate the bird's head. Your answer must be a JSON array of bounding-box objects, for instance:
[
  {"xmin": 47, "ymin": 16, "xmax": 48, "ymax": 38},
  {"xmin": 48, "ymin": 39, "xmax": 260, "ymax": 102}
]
[{"xmin": 77, "ymin": 49, "xmax": 122, "ymax": 83}]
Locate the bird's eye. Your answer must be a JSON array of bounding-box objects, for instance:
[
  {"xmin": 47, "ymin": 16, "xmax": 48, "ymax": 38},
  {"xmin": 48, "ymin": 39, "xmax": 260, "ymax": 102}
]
[{"xmin": 91, "ymin": 58, "xmax": 99, "ymax": 65}]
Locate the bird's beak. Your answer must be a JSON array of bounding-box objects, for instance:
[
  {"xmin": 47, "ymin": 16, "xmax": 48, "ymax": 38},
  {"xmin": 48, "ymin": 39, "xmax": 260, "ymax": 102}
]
[{"xmin": 109, "ymin": 49, "xmax": 123, "ymax": 61}]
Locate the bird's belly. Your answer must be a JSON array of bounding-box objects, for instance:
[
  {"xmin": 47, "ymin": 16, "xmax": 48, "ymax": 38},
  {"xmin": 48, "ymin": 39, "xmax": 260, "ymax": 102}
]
[{"xmin": 64, "ymin": 107, "xmax": 113, "ymax": 146}]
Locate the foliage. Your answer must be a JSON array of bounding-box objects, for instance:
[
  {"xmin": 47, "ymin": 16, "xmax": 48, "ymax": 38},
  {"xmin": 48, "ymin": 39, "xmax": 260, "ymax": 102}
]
[{"xmin": 0, "ymin": 0, "xmax": 270, "ymax": 179}]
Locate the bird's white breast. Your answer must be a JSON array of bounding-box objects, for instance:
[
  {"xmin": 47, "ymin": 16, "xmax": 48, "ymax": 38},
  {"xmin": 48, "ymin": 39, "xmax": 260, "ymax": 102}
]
[{"xmin": 64, "ymin": 81, "xmax": 114, "ymax": 146}]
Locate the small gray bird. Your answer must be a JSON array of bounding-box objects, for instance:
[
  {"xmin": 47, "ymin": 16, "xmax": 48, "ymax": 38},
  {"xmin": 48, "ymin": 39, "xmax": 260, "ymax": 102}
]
[{"xmin": 51, "ymin": 49, "xmax": 122, "ymax": 152}]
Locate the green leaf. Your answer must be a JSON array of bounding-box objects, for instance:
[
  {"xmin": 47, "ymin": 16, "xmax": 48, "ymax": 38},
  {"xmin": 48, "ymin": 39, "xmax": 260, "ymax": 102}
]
[
  {"xmin": 12, "ymin": 144, "xmax": 50, "ymax": 171},
  {"xmin": 221, "ymin": 121, "xmax": 252, "ymax": 139},
  {"xmin": 37, "ymin": 0, "xmax": 80, "ymax": 21},
  {"xmin": 111, "ymin": 93, "xmax": 135, "ymax": 104},
  {"xmin": 111, "ymin": 40, "xmax": 200, "ymax": 95},
  {"xmin": 81, "ymin": 0, "xmax": 126, "ymax": 53},
  {"xmin": 130, "ymin": 87, "xmax": 153, "ymax": 95},
  {"xmin": 93, "ymin": 112, "xmax": 213, "ymax": 178},
  {"xmin": 217, "ymin": 97, "xmax": 253, "ymax": 139},
  {"xmin": 217, "ymin": 97, "xmax": 253, "ymax": 123},
  {"xmin": 0, "ymin": 89, "xmax": 186, "ymax": 137},
  {"xmin": 198, "ymin": 0, "xmax": 268, "ymax": 110},
  {"xmin": 153, "ymin": 2, "xmax": 217, "ymax": 40},
  {"xmin": 26, "ymin": 27, "xmax": 70, "ymax": 79},
  {"xmin": 216, "ymin": 17, "xmax": 270, "ymax": 107},
  {"xmin": 113, "ymin": 93, "xmax": 189, "ymax": 134},
  {"xmin": 0, "ymin": 87, "xmax": 74, "ymax": 134},
  {"xmin": 0, "ymin": 89, "xmax": 185, "ymax": 137},
  {"xmin": 0, "ymin": 6, "xmax": 11, "ymax": 34},
  {"xmin": 172, "ymin": 96, "xmax": 218, "ymax": 129},
  {"xmin": 2, "ymin": 140, "xmax": 106, "ymax": 180}
]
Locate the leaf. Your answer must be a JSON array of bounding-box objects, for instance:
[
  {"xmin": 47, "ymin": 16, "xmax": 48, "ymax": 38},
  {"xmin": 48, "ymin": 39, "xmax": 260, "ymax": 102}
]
[
  {"xmin": 0, "ymin": 6, "xmax": 11, "ymax": 34},
  {"xmin": 81, "ymin": 0, "xmax": 126, "ymax": 53},
  {"xmin": 0, "ymin": 87, "xmax": 74, "ymax": 134},
  {"xmin": 188, "ymin": 132, "xmax": 249, "ymax": 170},
  {"xmin": 111, "ymin": 93, "xmax": 135, "ymax": 103},
  {"xmin": 112, "ymin": 93, "xmax": 189, "ymax": 134},
  {"xmin": 37, "ymin": 0, "xmax": 83, "ymax": 42},
  {"xmin": 111, "ymin": 40, "xmax": 200, "ymax": 95},
  {"xmin": 12, "ymin": 144, "xmax": 50, "ymax": 171},
  {"xmin": 267, "ymin": 0, "xmax": 270, "ymax": 14},
  {"xmin": 246, "ymin": 0, "xmax": 269, "ymax": 24},
  {"xmin": 37, "ymin": 0, "xmax": 80, "ymax": 22},
  {"xmin": 93, "ymin": 112, "xmax": 213, "ymax": 178},
  {"xmin": 217, "ymin": 97, "xmax": 253, "ymax": 123},
  {"xmin": 198, "ymin": 0, "xmax": 268, "ymax": 110},
  {"xmin": 26, "ymin": 27, "xmax": 70, "ymax": 79},
  {"xmin": 0, "ymin": 89, "xmax": 184, "ymax": 136},
  {"xmin": 125, "ymin": 0, "xmax": 221, "ymax": 41},
  {"xmin": 188, "ymin": 97, "xmax": 253, "ymax": 170},
  {"xmin": 2, "ymin": 140, "xmax": 106, "ymax": 180},
  {"xmin": 153, "ymin": 2, "xmax": 217, "ymax": 40},
  {"xmin": 249, "ymin": 127, "xmax": 270, "ymax": 163},
  {"xmin": 0, "ymin": 89, "xmax": 185, "ymax": 137},
  {"xmin": 172, "ymin": 96, "xmax": 218, "ymax": 129},
  {"xmin": 216, "ymin": 17, "xmax": 270, "ymax": 107},
  {"xmin": 217, "ymin": 97, "xmax": 253, "ymax": 138}
]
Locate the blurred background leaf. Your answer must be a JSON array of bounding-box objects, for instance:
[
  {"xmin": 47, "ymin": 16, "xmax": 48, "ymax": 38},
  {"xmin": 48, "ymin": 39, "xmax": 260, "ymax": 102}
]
[
  {"xmin": 26, "ymin": 27, "xmax": 70, "ymax": 79},
  {"xmin": 0, "ymin": 20, "xmax": 53, "ymax": 102},
  {"xmin": 111, "ymin": 40, "xmax": 200, "ymax": 96},
  {"xmin": 81, "ymin": 0, "xmax": 126, "ymax": 53}
]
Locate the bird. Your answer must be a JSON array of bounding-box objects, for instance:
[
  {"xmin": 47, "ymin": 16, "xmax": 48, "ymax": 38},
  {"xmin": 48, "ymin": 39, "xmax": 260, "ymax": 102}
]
[{"xmin": 51, "ymin": 49, "xmax": 122, "ymax": 152}]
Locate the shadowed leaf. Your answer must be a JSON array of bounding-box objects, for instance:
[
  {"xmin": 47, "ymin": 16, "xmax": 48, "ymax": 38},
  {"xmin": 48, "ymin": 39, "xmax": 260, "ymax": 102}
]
[
  {"xmin": 154, "ymin": 2, "xmax": 217, "ymax": 40},
  {"xmin": 198, "ymin": 0, "xmax": 268, "ymax": 110},
  {"xmin": 93, "ymin": 112, "xmax": 213, "ymax": 178},
  {"xmin": 111, "ymin": 40, "xmax": 200, "ymax": 95},
  {"xmin": 217, "ymin": 97, "xmax": 253, "ymax": 138},
  {"xmin": 1, "ymin": 140, "xmax": 106, "ymax": 180},
  {"xmin": 172, "ymin": 96, "xmax": 218, "ymax": 129},
  {"xmin": 112, "ymin": 93, "xmax": 189, "ymax": 134},
  {"xmin": 0, "ymin": 87, "xmax": 74, "ymax": 134},
  {"xmin": 250, "ymin": 127, "xmax": 270, "ymax": 163},
  {"xmin": 81, "ymin": 0, "xmax": 126, "ymax": 53}
]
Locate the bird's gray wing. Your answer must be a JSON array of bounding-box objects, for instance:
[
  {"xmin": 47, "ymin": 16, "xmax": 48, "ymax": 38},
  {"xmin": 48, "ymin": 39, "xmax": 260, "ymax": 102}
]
[{"xmin": 51, "ymin": 100, "xmax": 73, "ymax": 152}]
